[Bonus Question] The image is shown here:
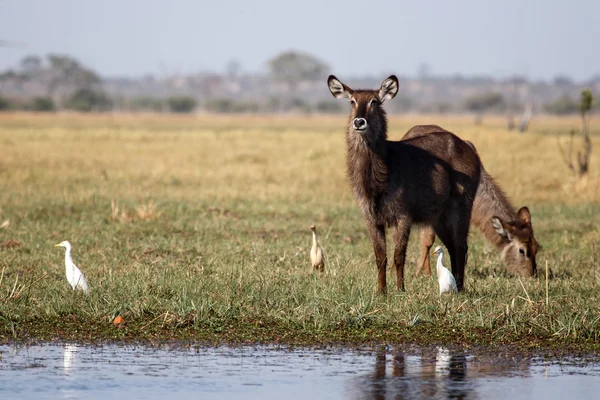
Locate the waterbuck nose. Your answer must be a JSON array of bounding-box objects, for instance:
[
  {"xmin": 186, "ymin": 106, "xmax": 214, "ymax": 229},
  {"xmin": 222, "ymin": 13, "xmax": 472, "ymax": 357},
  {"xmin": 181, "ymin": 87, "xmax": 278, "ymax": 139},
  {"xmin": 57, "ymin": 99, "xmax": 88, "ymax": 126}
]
[{"xmin": 353, "ymin": 118, "xmax": 366, "ymax": 130}]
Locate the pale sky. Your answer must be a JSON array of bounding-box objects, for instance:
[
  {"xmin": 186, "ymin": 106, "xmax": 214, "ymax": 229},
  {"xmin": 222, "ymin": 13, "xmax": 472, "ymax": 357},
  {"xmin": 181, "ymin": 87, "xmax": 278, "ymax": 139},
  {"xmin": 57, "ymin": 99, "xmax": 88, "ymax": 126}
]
[{"xmin": 0, "ymin": 0, "xmax": 598, "ymax": 81}]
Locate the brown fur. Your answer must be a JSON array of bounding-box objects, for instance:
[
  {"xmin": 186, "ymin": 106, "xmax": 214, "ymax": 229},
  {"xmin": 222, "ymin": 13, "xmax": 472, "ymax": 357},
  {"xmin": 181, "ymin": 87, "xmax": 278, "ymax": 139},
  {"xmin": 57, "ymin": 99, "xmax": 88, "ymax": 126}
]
[
  {"xmin": 328, "ymin": 77, "xmax": 481, "ymax": 293},
  {"xmin": 403, "ymin": 125, "xmax": 539, "ymax": 277}
]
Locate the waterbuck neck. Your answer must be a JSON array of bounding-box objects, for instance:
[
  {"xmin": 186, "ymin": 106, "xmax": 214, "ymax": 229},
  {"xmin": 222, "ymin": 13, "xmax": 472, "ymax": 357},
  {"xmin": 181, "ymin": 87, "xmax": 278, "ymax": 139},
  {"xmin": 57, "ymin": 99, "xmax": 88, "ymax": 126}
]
[
  {"xmin": 471, "ymin": 170, "xmax": 517, "ymax": 251},
  {"xmin": 346, "ymin": 121, "xmax": 389, "ymax": 214}
]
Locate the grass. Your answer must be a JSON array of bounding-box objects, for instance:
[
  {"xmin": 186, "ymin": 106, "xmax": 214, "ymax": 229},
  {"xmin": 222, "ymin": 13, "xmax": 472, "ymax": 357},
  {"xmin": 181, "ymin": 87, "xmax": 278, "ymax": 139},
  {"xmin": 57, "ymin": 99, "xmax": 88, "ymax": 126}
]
[{"xmin": 0, "ymin": 112, "xmax": 599, "ymax": 350}]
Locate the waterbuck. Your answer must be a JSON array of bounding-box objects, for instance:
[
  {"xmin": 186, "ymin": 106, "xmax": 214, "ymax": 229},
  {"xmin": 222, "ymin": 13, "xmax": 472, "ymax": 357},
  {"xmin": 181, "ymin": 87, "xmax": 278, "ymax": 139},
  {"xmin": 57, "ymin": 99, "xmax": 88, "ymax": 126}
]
[
  {"xmin": 327, "ymin": 75, "xmax": 481, "ymax": 293},
  {"xmin": 403, "ymin": 126, "xmax": 539, "ymax": 277}
]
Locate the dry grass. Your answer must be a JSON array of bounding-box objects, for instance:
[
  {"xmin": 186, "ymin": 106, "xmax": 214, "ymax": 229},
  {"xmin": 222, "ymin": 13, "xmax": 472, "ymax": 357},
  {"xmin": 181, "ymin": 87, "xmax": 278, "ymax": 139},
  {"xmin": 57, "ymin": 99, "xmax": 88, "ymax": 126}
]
[{"xmin": 0, "ymin": 112, "xmax": 598, "ymax": 346}]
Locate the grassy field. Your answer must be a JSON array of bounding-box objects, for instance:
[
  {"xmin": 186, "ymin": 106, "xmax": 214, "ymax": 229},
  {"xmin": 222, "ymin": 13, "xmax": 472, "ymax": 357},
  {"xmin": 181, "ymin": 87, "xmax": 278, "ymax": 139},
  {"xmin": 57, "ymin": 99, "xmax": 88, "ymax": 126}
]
[{"xmin": 0, "ymin": 112, "xmax": 599, "ymax": 349}]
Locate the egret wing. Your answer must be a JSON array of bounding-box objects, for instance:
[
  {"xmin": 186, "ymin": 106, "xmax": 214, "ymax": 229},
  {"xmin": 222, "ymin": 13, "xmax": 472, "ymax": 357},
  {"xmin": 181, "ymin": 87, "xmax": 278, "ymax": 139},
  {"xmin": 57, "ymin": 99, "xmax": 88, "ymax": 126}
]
[{"xmin": 72, "ymin": 265, "xmax": 89, "ymax": 294}]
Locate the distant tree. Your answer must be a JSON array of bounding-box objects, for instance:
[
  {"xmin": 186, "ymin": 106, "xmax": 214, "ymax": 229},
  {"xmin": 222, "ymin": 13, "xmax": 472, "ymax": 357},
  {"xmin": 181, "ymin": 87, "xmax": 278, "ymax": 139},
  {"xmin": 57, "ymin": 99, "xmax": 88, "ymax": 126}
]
[
  {"xmin": 553, "ymin": 75, "xmax": 574, "ymax": 86},
  {"xmin": 45, "ymin": 54, "xmax": 100, "ymax": 103},
  {"xmin": 65, "ymin": 88, "xmax": 112, "ymax": 112},
  {"xmin": 0, "ymin": 69, "xmax": 28, "ymax": 88},
  {"xmin": 167, "ymin": 96, "xmax": 196, "ymax": 113},
  {"xmin": 205, "ymin": 98, "xmax": 261, "ymax": 114},
  {"xmin": 289, "ymin": 97, "xmax": 311, "ymax": 113},
  {"xmin": 544, "ymin": 95, "xmax": 579, "ymax": 115},
  {"xmin": 417, "ymin": 62, "xmax": 431, "ymax": 79},
  {"xmin": 558, "ymin": 89, "xmax": 594, "ymax": 176},
  {"xmin": 130, "ymin": 96, "xmax": 165, "ymax": 112},
  {"xmin": 507, "ymin": 115, "xmax": 515, "ymax": 131},
  {"xmin": 204, "ymin": 98, "xmax": 235, "ymax": 113},
  {"xmin": 519, "ymin": 103, "xmax": 533, "ymax": 133},
  {"xmin": 30, "ymin": 96, "xmax": 55, "ymax": 112},
  {"xmin": 266, "ymin": 96, "xmax": 283, "ymax": 113},
  {"xmin": 20, "ymin": 55, "xmax": 42, "ymax": 74},
  {"xmin": 578, "ymin": 89, "xmax": 593, "ymax": 175},
  {"xmin": 226, "ymin": 59, "xmax": 242, "ymax": 78},
  {"xmin": 389, "ymin": 96, "xmax": 414, "ymax": 114},
  {"xmin": 234, "ymin": 101, "xmax": 260, "ymax": 113},
  {"xmin": 463, "ymin": 92, "xmax": 505, "ymax": 112},
  {"xmin": 0, "ymin": 94, "xmax": 10, "ymax": 110},
  {"xmin": 315, "ymin": 100, "xmax": 342, "ymax": 114},
  {"xmin": 267, "ymin": 50, "xmax": 329, "ymax": 89}
]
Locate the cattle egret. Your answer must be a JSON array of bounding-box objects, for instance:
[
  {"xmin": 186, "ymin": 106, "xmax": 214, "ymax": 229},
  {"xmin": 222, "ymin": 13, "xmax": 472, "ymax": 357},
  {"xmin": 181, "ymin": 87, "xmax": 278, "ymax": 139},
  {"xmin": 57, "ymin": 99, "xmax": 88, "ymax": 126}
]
[
  {"xmin": 310, "ymin": 225, "xmax": 325, "ymax": 272},
  {"xmin": 431, "ymin": 246, "xmax": 457, "ymax": 294},
  {"xmin": 54, "ymin": 241, "xmax": 89, "ymax": 294}
]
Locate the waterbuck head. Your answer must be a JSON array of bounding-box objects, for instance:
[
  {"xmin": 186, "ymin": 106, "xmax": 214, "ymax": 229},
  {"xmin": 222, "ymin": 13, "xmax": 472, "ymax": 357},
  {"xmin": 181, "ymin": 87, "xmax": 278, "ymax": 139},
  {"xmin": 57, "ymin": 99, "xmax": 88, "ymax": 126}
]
[
  {"xmin": 327, "ymin": 75, "xmax": 399, "ymax": 142},
  {"xmin": 492, "ymin": 207, "xmax": 539, "ymax": 277}
]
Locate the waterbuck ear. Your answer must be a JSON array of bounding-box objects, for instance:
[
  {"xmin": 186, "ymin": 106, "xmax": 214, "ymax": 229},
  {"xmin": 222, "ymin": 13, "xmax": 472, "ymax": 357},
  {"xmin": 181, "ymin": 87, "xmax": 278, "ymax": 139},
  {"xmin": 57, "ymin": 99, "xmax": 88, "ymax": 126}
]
[
  {"xmin": 378, "ymin": 75, "xmax": 399, "ymax": 103},
  {"xmin": 492, "ymin": 216, "xmax": 513, "ymax": 241},
  {"xmin": 517, "ymin": 206, "xmax": 531, "ymax": 225},
  {"xmin": 327, "ymin": 75, "xmax": 352, "ymax": 99}
]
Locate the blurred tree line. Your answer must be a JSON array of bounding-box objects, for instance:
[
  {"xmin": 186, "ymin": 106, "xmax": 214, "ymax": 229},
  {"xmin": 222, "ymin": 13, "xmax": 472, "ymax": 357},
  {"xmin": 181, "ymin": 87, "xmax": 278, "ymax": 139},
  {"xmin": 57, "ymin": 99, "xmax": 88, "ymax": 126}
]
[{"xmin": 0, "ymin": 51, "xmax": 597, "ymax": 116}]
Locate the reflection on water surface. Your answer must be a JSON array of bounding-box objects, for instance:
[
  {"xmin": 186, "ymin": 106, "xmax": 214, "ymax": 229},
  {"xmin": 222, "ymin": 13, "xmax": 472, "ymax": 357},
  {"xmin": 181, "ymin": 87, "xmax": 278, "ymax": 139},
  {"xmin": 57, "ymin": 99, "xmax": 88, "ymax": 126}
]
[{"xmin": 1, "ymin": 344, "xmax": 599, "ymax": 399}]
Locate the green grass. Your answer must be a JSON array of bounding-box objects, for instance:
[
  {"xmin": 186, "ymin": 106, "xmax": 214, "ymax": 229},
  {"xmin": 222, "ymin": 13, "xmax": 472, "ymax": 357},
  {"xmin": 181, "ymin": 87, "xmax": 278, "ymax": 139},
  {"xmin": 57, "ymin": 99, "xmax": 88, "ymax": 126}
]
[{"xmin": 0, "ymin": 113, "xmax": 599, "ymax": 349}]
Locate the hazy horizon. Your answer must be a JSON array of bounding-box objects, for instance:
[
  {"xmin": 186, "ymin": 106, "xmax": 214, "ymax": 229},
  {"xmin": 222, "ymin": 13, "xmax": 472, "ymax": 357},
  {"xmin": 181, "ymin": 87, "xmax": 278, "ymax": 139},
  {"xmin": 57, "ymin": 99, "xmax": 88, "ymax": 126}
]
[{"xmin": 1, "ymin": 0, "xmax": 599, "ymax": 81}]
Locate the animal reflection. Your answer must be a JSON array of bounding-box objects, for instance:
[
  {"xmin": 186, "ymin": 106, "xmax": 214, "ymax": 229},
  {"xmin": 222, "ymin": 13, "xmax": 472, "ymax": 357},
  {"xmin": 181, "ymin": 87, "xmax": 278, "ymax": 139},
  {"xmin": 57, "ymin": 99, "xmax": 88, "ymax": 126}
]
[{"xmin": 348, "ymin": 346, "xmax": 530, "ymax": 400}]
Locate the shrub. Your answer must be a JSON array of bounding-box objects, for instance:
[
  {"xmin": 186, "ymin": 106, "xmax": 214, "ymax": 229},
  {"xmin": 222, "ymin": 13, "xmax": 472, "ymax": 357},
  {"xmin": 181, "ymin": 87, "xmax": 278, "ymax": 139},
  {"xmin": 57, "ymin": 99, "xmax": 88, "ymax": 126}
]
[
  {"xmin": 463, "ymin": 92, "xmax": 505, "ymax": 112},
  {"xmin": 0, "ymin": 95, "xmax": 11, "ymax": 111},
  {"xmin": 65, "ymin": 89, "xmax": 112, "ymax": 112},
  {"xmin": 130, "ymin": 96, "xmax": 165, "ymax": 112},
  {"xmin": 167, "ymin": 96, "xmax": 196, "ymax": 113},
  {"xmin": 544, "ymin": 95, "xmax": 579, "ymax": 115},
  {"xmin": 315, "ymin": 100, "xmax": 342, "ymax": 114},
  {"xmin": 30, "ymin": 96, "xmax": 56, "ymax": 112}
]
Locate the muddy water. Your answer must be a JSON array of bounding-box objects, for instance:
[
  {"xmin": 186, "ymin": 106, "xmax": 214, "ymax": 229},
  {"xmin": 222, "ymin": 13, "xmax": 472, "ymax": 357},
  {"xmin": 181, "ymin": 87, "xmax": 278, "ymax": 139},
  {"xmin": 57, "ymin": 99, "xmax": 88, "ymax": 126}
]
[{"xmin": 1, "ymin": 344, "xmax": 599, "ymax": 399}]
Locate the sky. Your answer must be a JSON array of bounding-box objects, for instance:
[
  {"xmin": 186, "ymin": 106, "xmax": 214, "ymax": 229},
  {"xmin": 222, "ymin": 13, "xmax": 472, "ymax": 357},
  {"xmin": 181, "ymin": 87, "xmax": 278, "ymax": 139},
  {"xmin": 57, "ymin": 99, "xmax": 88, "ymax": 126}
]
[{"xmin": 0, "ymin": 0, "xmax": 598, "ymax": 81}]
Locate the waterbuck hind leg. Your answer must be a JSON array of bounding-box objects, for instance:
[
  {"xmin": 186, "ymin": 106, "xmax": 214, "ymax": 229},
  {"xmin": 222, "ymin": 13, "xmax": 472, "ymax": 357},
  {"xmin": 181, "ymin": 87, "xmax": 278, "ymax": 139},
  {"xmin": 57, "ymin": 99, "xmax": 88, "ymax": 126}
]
[
  {"xmin": 393, "ymin": 220, "xmax": 412, "ymax": 291},
  {"xmin": 367, "ymin": 223, "xmax": 388, "ymax": 294},
  {"xmin": 453, "ymin": 244, "xmax": 468, "ymax": 292},
  {"xmin": 436, "ymin": 203, "xmax": 473, "ymax": 292},
  {"xmin": 415, "ymin": 227, "xmax": 435, "ymax": 277}
]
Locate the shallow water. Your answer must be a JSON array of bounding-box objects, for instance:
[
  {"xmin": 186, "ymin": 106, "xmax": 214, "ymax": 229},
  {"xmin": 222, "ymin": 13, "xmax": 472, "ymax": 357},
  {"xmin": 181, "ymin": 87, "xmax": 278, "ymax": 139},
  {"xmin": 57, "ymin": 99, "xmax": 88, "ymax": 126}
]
[{"xmin": 1, "ymin": 344, "xmax": 599, "ymax": 399}]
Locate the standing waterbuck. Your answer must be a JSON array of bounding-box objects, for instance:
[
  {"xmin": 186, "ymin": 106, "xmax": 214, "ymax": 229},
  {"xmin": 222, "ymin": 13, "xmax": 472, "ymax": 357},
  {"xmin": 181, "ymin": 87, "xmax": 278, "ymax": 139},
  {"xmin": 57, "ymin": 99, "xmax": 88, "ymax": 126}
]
[
  {"xmin": 327, "ymin": 75, "xmax": 481, "ymax": 293},
  {"xmin": 403, "ymin": 126, "xmax": 539, "ymax": 278}
]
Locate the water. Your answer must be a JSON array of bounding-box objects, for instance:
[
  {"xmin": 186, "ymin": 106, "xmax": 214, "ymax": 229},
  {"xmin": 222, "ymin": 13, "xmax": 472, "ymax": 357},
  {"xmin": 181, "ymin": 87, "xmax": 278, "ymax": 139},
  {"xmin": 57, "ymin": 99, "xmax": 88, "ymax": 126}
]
[{"xmin": 1, "ymin": 343, "xmax": 599, "ymax": 399}]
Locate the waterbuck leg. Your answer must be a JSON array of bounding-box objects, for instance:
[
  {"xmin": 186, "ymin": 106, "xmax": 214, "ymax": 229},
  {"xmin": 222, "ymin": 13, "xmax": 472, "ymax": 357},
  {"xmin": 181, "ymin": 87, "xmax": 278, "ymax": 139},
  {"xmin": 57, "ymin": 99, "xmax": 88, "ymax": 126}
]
[
  {"xmin": 433, "ymin": 221, "xmax": 455, "ymax": 269},
  {"xmin": 393, "ymin": 220, "xmax": 411, "ymax": 291},
  {"xmin": 445, "ymin": 203, "xmax": 472, "ymax": 292},
  {"xmin": 415, "ymin": 227, "xmax": 435, "ymax": 277},
  {"xmin": 367, "ymin": 223, "xmax": 387, "ymax": 294},
  {"xmin": 452, "ymin": 244, "xmax": 468, "ymax": 292}
]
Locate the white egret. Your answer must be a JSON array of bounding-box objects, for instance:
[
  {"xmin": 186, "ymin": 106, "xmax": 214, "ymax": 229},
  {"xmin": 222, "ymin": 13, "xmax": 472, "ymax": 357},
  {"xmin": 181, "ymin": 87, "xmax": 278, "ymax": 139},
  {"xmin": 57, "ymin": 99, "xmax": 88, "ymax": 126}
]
[
  {"xmin": 431, "ymin": 246, "xmax": 457, "ymax": 294},
  {"xmin": 54, "ymin": 241, "xmax": 89, "ymax": 294},
  {"xmin": 310, "ymin": 225, "xmax": 325, "ymax": 272}
]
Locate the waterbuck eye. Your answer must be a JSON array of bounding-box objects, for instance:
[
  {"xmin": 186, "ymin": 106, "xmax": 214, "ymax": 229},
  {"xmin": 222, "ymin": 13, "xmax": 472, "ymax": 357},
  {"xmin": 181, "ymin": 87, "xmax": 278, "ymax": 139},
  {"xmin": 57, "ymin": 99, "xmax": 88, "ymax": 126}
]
[
  {"xmin": 519, "ymin": 248, "xmax": 526, "ymax": 256},
  {"xmin": 370, "ymin": 99, "xmax": 378, "ymax": 106},
  {"xmin": 349, "ymin": 99, "xmax": 356, "ymax": 106}
]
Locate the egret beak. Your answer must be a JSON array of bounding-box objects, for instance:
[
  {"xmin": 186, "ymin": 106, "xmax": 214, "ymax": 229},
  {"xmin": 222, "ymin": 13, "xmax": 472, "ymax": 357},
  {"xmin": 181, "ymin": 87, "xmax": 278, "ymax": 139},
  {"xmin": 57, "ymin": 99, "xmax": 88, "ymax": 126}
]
[
  {"xmin": 430, "ymin": 251, "xmax": 435, "ymax": 255},
  {"xmin": 53, "ymin": 243, "xmax": 62, "ymax": 247}
]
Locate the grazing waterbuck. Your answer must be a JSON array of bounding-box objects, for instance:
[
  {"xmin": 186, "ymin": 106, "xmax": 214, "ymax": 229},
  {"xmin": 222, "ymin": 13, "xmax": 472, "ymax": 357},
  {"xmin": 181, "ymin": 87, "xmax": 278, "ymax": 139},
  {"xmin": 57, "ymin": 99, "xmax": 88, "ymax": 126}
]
[
  {"xmin": 327, "ymin": 75, "xmax": 481, "ymax": 293},
  {"xmin": 403, "ymin": 126, "xmax": 539, "ymax": 277}
]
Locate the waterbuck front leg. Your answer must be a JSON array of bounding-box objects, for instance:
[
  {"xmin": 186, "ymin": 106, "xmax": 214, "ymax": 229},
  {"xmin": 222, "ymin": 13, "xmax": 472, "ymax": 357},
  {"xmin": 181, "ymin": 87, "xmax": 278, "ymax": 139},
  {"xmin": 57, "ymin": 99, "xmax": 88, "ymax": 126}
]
[
  {"xmin": 366, "ymin": 222, "xmax": 387, "ymax": 294},
  {"xmin": 415, "ymin": 226, "xmax": 435, "ymax": 277},
  {"xmin": 392, "ymin": 219, "xmax": 412, "ymax": 291}
]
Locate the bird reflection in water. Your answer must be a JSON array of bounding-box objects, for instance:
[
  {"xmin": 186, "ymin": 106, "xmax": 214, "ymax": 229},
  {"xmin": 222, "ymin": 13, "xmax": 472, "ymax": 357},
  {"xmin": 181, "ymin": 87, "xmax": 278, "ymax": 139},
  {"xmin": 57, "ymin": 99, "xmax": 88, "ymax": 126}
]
[
  {"xmin": 63, "ymin": 344, "xmax": 78, "ymax": 374},
  {"xmin": 349, "ymin": 346, "xmax": 473, "ymax": 400}
]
